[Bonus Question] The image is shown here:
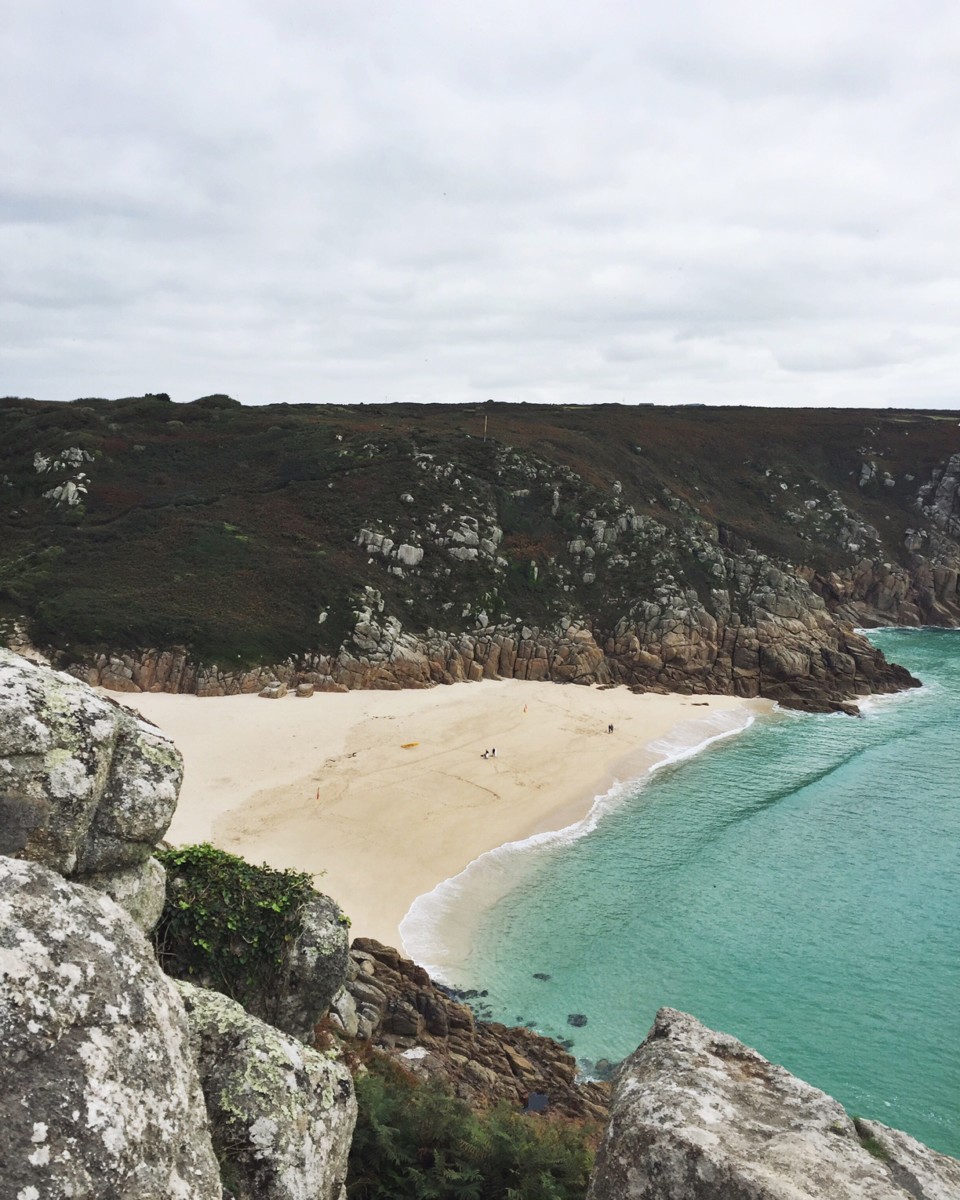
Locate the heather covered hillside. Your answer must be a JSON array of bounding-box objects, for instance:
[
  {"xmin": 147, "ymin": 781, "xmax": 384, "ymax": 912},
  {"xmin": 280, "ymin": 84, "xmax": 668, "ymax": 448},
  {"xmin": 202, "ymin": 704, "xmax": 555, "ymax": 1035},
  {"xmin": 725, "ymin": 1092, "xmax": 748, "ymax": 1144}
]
[{"xmin": 2, "ymin": 396, "xmax": 960, "ymax": 706}]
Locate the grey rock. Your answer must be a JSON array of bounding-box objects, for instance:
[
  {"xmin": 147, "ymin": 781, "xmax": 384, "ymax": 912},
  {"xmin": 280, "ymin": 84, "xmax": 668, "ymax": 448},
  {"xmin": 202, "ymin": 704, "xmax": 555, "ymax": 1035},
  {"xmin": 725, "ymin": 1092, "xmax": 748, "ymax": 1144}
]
[
  {"xmin": 329, "ymin": 984, "xmax": 360, "ymax": 1038},
  {"xmin": 588, "ymin": 1008, "xmax": 960, "ymax": 1200},
  {"xmin": 259, "ymin": 681, "xmax": 288, "ymax": 698},
  {"xmin": 81, "ymin": 854, "xmax": 167, "ymax": 933},
  {"xmin": 0, "ymin": 649, "xmax": 182, "ymax": 883},
  {"xmin": 917, "ymin": 452, "xmax": 960, "ymax": 539},
  {"xmin": 178, "ymin": 981, "xmax": 356, "ymax": 1200},
  {"xmin": 268, "ymin": 893, "xmax": 350, "ymax": 1042},
  {"xmin": 0, "ymin": 856, "xmax": 220, "ymax": 1199}
]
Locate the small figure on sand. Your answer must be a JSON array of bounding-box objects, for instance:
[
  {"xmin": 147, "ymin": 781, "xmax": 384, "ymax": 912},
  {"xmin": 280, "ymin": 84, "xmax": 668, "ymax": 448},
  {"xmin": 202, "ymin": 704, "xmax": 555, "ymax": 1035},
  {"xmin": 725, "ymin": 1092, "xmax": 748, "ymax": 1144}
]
[
  {"xmin": 607, "ymin": 723, "xmax": 614, "ymax": 734},
  {"xmin": 482, "ymin": 750, "xmax": 489, "ymax": 759},
  {"xmin": 491, "ymin": 747, "xmax": 497, "ymax": 757}
]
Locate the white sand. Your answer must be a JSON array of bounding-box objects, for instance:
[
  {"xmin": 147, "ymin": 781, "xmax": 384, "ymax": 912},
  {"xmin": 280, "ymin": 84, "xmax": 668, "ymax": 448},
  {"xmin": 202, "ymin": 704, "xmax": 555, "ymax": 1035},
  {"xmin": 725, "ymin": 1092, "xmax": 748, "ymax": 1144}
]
[{"xmin": 118, "ymin": 681, "xmax": 770, "ymax": 953}]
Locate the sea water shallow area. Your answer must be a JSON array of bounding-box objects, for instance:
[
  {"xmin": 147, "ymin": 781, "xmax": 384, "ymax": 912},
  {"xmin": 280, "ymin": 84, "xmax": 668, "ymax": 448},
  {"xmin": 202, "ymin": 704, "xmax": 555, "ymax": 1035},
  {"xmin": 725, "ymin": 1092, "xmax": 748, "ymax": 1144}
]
[{"xmin": 404, "ymin": 629, "xmax": 960, "ymax": 1157}]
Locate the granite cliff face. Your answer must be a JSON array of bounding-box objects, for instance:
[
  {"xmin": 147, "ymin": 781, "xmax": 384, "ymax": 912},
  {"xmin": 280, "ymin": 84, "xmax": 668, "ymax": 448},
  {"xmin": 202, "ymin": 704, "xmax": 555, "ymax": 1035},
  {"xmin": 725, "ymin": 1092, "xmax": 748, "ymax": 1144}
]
[
  {"xmin": 0, "ymin": 646, "xmax": 182, "ymax": 930},
  {"xmin": 4, "ymin": 398, "xmax": 959, "ymax": 708},
  {"xmin": 0, "ymin": 856, "xmax": 222, "ymax": 1200},
  {"xmin": 588, "ymin": 1008, "xmax": 960, "ymax": 1200}
]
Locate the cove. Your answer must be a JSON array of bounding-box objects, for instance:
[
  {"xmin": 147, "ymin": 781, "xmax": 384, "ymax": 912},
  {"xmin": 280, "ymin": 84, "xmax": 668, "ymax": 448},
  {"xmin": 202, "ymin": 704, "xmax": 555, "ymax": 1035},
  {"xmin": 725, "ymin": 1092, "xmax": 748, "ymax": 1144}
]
[{"xmin": 455, "ymin": 629, "xmax": 960, "ymax": 1157}]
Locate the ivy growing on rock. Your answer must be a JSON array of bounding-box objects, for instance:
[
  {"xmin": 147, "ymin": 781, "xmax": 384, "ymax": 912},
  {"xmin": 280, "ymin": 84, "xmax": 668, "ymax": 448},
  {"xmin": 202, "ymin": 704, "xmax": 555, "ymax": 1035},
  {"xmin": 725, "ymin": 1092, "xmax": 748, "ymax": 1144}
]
[{"xmin": 153, "ymin": 843, "xmax": 316, "ymax": 1015}]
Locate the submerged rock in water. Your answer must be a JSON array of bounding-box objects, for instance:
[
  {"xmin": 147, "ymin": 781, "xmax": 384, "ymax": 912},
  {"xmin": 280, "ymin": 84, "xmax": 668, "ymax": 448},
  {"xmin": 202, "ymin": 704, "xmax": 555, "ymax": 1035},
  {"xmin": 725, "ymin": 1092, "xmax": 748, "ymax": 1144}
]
[{"xmin": 588, "ymin": 1007, "xmax": 960, "ymax": 1200}]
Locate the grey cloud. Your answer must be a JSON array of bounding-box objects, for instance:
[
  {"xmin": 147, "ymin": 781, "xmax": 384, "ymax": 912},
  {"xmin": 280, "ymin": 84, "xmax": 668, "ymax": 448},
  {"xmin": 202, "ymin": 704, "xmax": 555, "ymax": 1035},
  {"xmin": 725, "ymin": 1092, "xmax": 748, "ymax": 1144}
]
[{"xmin": 2, "ymin": 1, "xmax": 960, "ymax": 408}]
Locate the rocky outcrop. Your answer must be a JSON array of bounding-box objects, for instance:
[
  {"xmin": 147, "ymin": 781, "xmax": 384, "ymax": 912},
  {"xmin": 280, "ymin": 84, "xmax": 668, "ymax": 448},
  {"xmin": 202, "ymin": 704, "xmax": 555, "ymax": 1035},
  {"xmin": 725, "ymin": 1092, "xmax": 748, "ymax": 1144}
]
[
  {"xmin": 917, "ymin": 451, "xmax": 960, "ymax": 540},
  {"xmin": 268, "ymin": 894, "xmax": 350, "ymax": 1041},
  {"xmin": 337, "ymin": 938, "xmax": 609, "ymax": 1124},
  {"xmin": 0, "ymin": 648, "xmax": 181, "ymax": 930},
  {"xmin": 160, "ymin": 865, "xmax": 350, "ymax": 1045},
  {"xmin": 70, "ymin": 603, "xmax": 915, "ymax": 714},
  {"xmin": 587, "ymin": 1008, "xmax": 960, "ymax": 1200},
  {"xmin": 0, "ymin": 856, "xmax": 222, "ymax": 1199},
  {"xmin": 0, "ymin": 655, "xmax": 357, "ymax": 1199},
  {"xmin": 806, "ymin": 549, "xmax": 960, "ymax": 629},
  {"xmin": 178, "ymin": 981, "xmax": 356, "ymax": 1200}
]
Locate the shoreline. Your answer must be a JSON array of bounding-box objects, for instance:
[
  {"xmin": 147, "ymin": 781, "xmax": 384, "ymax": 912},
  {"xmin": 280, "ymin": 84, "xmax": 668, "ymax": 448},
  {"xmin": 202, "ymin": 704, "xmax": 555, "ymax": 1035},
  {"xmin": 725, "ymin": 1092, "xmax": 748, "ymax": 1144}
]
[
  {"xmin": 399, "ymin": 703, "xmax": 768, "ymax": 982},
  {"xmin": 115, "ymin": 681, "xmax": 772, "ymax": 954}
]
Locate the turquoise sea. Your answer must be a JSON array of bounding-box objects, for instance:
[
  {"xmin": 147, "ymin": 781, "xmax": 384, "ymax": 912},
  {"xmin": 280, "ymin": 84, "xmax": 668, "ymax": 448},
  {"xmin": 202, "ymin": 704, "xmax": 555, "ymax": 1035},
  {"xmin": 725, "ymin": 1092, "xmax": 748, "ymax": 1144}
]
[{"xmin": 404, "ymin": 629, "xmax": 960, "ymax": 1157}]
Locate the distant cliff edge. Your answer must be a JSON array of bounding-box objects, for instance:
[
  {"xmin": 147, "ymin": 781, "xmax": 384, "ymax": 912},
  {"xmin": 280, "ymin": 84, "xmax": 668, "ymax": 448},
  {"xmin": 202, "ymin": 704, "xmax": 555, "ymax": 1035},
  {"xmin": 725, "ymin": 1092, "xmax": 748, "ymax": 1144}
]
[{"xmin": 6, "ymin": 397, "xmax": 960, "ymax": 709}]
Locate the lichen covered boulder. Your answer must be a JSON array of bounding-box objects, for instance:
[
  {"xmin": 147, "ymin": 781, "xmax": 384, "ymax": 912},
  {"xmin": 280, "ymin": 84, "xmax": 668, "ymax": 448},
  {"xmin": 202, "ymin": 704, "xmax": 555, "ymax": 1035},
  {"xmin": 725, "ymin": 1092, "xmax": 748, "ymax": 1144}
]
[
  {"xmin": 0, "ymin": 856, "xmax": 220, "ymax": 1199},
  {"xmin": 82, "ymin": 855, "xmax": 168, "ymax": 933},
  {"xmin": 178, "ymin": 980, "xmax": 357, "ymax": 1200},
  {"xmin": 0, "ymin": 648, "xmax": 181, "ymax": 929},
  {"xmin": 156, "ymin": 846, "xmax": 350, "ymax": 1042},
  {"xmin": 270, "ymin": 893, "xmax": 350, "ymax": 1041},
  {"xmin": 588, "ymin": 1007, "xmax": 960, "ymax": 1200}
]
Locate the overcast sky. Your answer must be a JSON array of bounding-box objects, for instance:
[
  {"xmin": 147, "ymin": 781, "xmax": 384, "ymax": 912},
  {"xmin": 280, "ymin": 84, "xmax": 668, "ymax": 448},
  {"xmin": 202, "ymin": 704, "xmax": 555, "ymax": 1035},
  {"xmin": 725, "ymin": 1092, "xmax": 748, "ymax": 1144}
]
[{"xmin": 3, "ymin": 2, "xmax": 960, "ymax": 408}]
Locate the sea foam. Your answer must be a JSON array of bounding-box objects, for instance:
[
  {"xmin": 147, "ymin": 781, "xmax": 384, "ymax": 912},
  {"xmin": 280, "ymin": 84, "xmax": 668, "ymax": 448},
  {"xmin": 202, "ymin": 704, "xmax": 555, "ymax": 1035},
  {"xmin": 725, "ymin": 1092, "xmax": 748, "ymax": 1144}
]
[{"xmin": 399, "ymin": 705, "xmax": 758, "ymax": 982}]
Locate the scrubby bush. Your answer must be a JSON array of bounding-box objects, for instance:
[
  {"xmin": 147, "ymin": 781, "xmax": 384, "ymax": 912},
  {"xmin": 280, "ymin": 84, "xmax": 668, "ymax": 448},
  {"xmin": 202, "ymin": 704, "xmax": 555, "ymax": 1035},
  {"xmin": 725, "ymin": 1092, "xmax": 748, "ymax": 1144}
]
[
  {"xmin": 153, "ymin": 843, "xmax": 316, "ymax": 1017},
  {"xmin": 348, "ymin": 1054, "xmax": 594, "ymax": 1200}
]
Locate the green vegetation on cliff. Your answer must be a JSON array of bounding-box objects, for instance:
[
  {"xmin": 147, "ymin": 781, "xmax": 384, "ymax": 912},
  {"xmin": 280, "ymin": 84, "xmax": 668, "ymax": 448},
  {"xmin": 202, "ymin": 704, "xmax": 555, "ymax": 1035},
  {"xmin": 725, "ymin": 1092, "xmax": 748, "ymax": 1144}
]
[
  {"xmin": 348, "ymin": 1054, "xmax": 594, "ymax": 1200},
  {"xmin": 154, "ymin": 843, "xmax": 316, "ymax": 1011},
  {"xmin": 2, "ymin": 395, "xmax": 959, "ymax": 705}
]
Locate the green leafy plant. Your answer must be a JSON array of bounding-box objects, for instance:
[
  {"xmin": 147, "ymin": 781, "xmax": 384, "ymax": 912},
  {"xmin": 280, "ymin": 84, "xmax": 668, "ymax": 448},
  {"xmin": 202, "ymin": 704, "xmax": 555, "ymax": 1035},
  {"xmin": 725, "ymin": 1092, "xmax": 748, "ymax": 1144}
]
[
  {"xmin": 853, "ymin": 1118, "xmax": 891, "ymax": 1162},
  {"xmin": 153, "ymin": 843, "xmax": 315, "ymax": 1020},
  {"xmin": 348, "ymin": 1054, "xmax": 595, "ymax": 1200}
]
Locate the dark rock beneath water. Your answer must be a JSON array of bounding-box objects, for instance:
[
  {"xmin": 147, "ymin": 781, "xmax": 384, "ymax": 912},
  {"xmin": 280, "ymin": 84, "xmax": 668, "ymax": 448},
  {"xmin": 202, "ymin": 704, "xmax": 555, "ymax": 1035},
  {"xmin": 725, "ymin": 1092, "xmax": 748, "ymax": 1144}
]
[{"xmin": 567, "ymin": 1013, "xmax": 588, "ymax": 1027}]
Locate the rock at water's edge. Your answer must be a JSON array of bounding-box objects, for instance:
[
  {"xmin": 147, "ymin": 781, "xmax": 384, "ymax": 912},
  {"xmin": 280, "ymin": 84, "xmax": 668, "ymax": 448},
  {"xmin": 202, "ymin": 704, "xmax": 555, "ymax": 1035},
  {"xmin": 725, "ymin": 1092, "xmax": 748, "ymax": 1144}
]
[{"xmin": 587, "ymin": 1007, "xmax": 960, "ymax": 1200}]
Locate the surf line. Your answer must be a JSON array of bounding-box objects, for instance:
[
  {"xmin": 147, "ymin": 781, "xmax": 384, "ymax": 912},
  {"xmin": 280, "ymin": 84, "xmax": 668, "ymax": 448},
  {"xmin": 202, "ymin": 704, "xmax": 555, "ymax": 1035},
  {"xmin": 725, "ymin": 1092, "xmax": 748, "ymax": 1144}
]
[{"xmin": 399, "ymin": 706, "xmax": 761, "ymax": 982}]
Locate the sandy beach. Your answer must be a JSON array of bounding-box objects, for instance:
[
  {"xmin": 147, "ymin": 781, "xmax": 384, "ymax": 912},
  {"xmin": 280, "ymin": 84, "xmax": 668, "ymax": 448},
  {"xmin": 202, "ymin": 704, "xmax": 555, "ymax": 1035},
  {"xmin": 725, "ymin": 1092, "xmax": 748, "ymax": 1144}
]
[{"xmin": 118, "ymin": 681, "xmax": 770, "ymax": 953}]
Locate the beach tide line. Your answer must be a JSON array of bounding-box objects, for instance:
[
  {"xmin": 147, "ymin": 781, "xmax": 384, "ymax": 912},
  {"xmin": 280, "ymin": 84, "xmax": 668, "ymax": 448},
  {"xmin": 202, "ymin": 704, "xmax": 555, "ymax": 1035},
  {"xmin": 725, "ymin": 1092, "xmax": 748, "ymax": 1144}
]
[{"xmin": 399, "ymin": 705, "xmax": 760, "ymax": 983}]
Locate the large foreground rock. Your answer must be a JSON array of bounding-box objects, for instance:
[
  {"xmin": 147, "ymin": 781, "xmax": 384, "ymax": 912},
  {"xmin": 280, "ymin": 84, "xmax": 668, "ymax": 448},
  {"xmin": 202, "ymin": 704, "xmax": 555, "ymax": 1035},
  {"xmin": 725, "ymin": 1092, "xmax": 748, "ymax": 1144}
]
[
  {"xmin": 588, "ymin": 1008, "xmax": 960, "ymax": 1200},
  {"xmin": 0, "ymin": 648, "xmax": 181, "ymax": 929},
  {"xmin": 0, "ymin": 856, "xmax": 220, "ymax": 1199},
  {"xmin": 178, "ymin": 981, "xmax": 357, "ymax": 1200}
]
